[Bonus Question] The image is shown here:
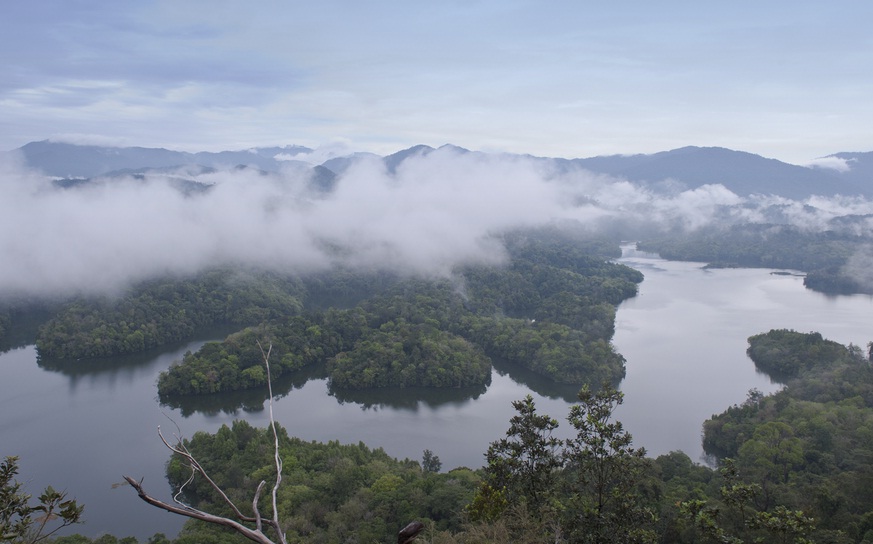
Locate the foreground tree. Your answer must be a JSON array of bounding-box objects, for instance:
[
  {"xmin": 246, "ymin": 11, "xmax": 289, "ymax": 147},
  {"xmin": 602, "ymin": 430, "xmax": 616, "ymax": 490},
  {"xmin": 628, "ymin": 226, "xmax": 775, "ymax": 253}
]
[
  {"xmin": 475, "ymin": 386, "xmax": 656, "ymax": 543},
  {"xmin": 563, "ymin": 385, "xmax": 656, "ymax": 544},
  {"xmin": 422, "ymin": 450, "xmax": 443, "ymax": 474},
  {"xmin": 484, "ymin": 395, "xmax": 563, "ymax": 508},
  {"xmin": 679, "ymin": 459, "xmax": 814, "ymax": 544},
  {"xmin": 472, "ymin": 395, "xmax": 563, "ymax": 540},
  {"xmin": 1, "ymin": 456, "xmax": 83, "ymax": 543}
]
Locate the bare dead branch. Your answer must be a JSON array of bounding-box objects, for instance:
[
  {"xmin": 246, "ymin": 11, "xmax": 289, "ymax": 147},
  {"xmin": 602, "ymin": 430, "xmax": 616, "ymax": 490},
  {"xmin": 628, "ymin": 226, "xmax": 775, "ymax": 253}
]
[
  {"xmin": 122, "ymin": 476, "xmax": 275, "ymax": 544},
  {"xmin": 258, "ymin": 340, "xmax": 287, "ymax": 544},
  {"xmin": 253, "ymin": 480, "xmax": 267, "ymax": 534},
  {"xmin": 156, "ymin": 425, "xmax": 257, "ymax": 523},
  {"xmin": 398, "ymin": 520, "xmax": 425, "ymax": 544}
]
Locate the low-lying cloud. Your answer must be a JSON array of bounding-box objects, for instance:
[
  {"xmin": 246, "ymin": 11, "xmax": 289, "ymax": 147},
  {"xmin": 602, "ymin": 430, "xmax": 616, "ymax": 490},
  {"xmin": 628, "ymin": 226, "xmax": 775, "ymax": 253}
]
[
  {"xmin": 805, "ymin": 156, "xmax": 853, "ymax": 172},
  {"xmin": 1, "ymin": 146, "xmax": 871, "ymax": 300}
]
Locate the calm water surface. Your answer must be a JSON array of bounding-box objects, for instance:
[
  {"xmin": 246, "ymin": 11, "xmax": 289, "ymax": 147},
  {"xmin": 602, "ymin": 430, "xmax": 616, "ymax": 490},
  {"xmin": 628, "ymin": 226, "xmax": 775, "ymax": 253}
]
[
  {"xmin": 613, "ymin": 246, "xmax": 871, "ymax": 461},
  {"xmin": 1, "ymin": 247, "xmax": 871, "ymax": 539}
]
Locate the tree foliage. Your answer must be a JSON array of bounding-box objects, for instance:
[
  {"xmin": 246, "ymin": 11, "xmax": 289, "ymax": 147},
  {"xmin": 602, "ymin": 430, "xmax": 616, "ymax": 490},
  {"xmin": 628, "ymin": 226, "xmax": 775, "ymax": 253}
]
[
  {"xmin": 157, "ymin": 309, "xmax": 367, "ymax": 396},
  {"xmin": 36, "ymin": 270, "xmax": 304, "ymax": 359},
  {"xmin": 477, "ymin": 386, "xmax": 657, "ymax": 543},
  {"xmin": 746, "ymin": 329, "xmax": 849, "ymax": 380},
  {"xmin": 157, "ymin": 232, "xmax": 640, "ymax": 396},
  {"xmin": 703, "ymin": 329, "xmax": 873, "ymax": 542},
  {"xmin": 327, "ymin": 320, "xmax": 491, "ymax": 389},
  {"xmin": 678, "ymin": 460, "xmax": 815, "ymax": 544},
  {"xmin": 0, "ymin": 312, "xmax": 9, "ymax": 347},
  {"xmin": 152, "ymin": 421, "xmax": 477, "ymax": 544},
  {"xmin": 563, "ymin": 386, "xmax": 655, "ymax": 544},
  {"xmin": 30, "ymin": 229, "xmax": 639, "ymax": 366},
  {"xmin": 1, "ymin": 456, "xmax": 83, "ymax": 543},
  {"xmin": 484, "ymin": 395, "xmax": 563, "ymax": 509}
]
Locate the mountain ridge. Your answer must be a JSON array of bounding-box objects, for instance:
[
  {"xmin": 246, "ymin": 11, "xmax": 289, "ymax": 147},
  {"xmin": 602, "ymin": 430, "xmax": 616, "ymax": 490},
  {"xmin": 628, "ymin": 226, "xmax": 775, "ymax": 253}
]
[
  {"xmin": 16, "ymin": 140, "xmax": 313, "ymax": 179},
  {"xmin": 11, "ymin": 140, "xmax": 872, "ymax": 199}
]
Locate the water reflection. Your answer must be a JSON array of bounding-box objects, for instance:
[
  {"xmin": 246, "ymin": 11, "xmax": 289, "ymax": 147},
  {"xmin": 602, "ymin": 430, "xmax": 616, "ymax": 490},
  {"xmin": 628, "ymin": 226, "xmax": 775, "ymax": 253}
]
[
  {"xmin": 34, "ymin": 325, "xmax": 242, "ymax": 391},
  {"xmin": 156, "ymin": 354, "xmax": 593, "ymax": 415},
  {"xmin": 160, "ymin": 361, "xmax": 494, "ymax": 414},
  {"xmin": 328, "ymin": 377, "xmax": 490, "ymax": 411},
  {"xmin": 491, "ymin": 358, "xmax": 589, "ymax": 403},
  {"xmin": 160, "ymin": 363, "xmax": 324, "ymax": 416}
]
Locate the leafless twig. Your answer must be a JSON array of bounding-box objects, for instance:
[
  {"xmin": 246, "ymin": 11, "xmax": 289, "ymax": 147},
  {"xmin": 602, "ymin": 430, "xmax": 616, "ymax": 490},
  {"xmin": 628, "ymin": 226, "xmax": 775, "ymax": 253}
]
[
  {"xmin": 124, "ymin": 342, "xmax": 286, "ymax": 544},
  {"xmin": 125, "ymin": 340, "xmax": 420, "ymax": 544}
]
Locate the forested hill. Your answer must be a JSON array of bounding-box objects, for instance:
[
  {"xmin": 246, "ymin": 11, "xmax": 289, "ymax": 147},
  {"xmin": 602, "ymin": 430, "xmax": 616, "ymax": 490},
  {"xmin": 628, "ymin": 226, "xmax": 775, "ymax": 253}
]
[
  {"xmin": 16, "ymin": 140, "xmax": 313, "ymax": 178},
  {"xmin": 567, "ymin": 146, "xmax": 867, "ymax": 199},
  {"xmin": 156, "ymin": 233, "xmax": 642, "ymax": 396},
  {"xmin": 34, "ymin": 270, "xmax": 306, "ymax": 359}
]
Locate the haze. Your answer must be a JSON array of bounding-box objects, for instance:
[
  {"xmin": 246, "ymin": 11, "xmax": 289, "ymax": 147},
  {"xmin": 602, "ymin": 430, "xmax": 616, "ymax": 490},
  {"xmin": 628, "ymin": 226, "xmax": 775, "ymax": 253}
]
[{"xmin": 3, "ymin": 146, "xmax": 872, "ymax": 299}]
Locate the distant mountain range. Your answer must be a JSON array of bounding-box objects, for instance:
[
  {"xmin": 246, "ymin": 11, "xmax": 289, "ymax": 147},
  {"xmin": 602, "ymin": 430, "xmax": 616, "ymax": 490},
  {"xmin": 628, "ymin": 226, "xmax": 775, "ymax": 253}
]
[
  {"xmin": 11, "ymin": 140, "xmax": 873, "ymax": 200},
  {"xmin": 15, "ymin": 140, "xmax": 314, "ymax": 178}
]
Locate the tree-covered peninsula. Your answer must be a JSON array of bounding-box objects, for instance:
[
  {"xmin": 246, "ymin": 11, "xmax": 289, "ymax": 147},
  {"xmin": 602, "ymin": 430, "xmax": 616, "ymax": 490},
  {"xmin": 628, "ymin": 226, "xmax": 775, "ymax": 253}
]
[
  {"xmin": 703, "ymin": 329, "xmax": 873, "ymax": 542},
  {"xmin": 326, "ymin": 320, "xmax": 491, "ymax": 389},
  {"xmin": 157, "ymin": 231, "xmax": 641, "ymax": 395},
  {"xmin": 35, "ymin": 270, "xmax": 305, "ymax": 359}
]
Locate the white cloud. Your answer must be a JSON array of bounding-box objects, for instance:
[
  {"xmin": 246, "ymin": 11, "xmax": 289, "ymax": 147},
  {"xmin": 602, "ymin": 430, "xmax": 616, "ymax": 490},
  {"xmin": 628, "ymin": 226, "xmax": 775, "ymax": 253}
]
[
  {"xmin": 48, "ymin": 133, "xmax": 132, "ymax": 147},
  {"xmin": 842, "ymin": 245, "xmax": 873, "ymax": 292},
  {"xmin": 1, "ymin": 147, "xmax": 871, "ymax": 300},
  {"xmin": 805, "ymin": 156, "xmax": 853, "ymax": 172},
  {"xmin": 280, "ymin": 142, "xmax": 354, "ymax": 165}
]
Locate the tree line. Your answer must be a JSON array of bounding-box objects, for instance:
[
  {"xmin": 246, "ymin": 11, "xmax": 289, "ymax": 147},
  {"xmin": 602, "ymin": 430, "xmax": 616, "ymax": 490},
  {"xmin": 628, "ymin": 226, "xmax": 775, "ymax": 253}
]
[
  {"xmin": 638, "ymin": 223, "xmax": 872, "ymax": 295},
  {"xmin": 21, "ymin": 230, "xmax": 640, "ymax": 385}
]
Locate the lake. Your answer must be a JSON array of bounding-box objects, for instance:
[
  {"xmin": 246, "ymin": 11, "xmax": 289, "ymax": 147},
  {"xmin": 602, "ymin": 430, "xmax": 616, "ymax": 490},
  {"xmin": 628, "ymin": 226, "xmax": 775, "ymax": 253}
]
[{"xmin": 1, "ymin": 246, "xmax": 871, "ymax": 540}]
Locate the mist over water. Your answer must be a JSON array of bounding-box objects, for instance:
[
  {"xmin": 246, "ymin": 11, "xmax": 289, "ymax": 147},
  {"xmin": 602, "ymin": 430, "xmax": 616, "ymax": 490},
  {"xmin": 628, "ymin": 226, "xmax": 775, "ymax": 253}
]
[
  {"xmin": 613, "ymin": 247, "xmax": 873, "ymax": 461},
  {"xmin": 3, "ymin": 146, "xmax": 873, "ymax": 299}
]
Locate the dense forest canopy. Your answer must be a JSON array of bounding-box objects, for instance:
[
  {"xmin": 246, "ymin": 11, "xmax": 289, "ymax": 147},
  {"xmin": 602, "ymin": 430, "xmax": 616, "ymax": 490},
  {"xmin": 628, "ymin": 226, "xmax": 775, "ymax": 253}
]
[
  {"xmin": 34, "ymin": 270, "xmax": 305, "ymax": 359},
  {"xmin": 0, "ymin": 228, "xmax": 643, "ymax": 398},
  {"xmin": 155, "ymin": 231, "xmax": 641, "ymax": 396},
  {"xmin": 703, "ymin": 329, "xmax": 873, "ymax": 542}
]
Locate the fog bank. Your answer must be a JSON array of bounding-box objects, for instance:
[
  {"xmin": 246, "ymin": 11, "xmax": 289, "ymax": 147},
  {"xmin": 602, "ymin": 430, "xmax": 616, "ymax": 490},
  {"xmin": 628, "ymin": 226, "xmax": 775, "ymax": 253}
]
[{"xmin": 2, "ymin": 147, "xmax": 871, "ymax": 298}]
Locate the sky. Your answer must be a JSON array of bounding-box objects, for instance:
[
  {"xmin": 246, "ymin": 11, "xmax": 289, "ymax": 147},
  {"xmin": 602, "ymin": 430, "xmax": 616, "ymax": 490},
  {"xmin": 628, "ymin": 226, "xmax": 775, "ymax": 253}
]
[{"xmin": 2, "ymin": 1, "xmax": 872, "ymax": 165}]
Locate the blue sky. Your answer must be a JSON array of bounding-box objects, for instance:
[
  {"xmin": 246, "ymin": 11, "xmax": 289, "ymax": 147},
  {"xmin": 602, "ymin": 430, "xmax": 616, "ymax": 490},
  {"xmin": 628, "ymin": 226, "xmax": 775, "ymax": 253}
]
[{"xmin": 2, "ymin": 1, "xmax": 871, "ymax": 163}]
